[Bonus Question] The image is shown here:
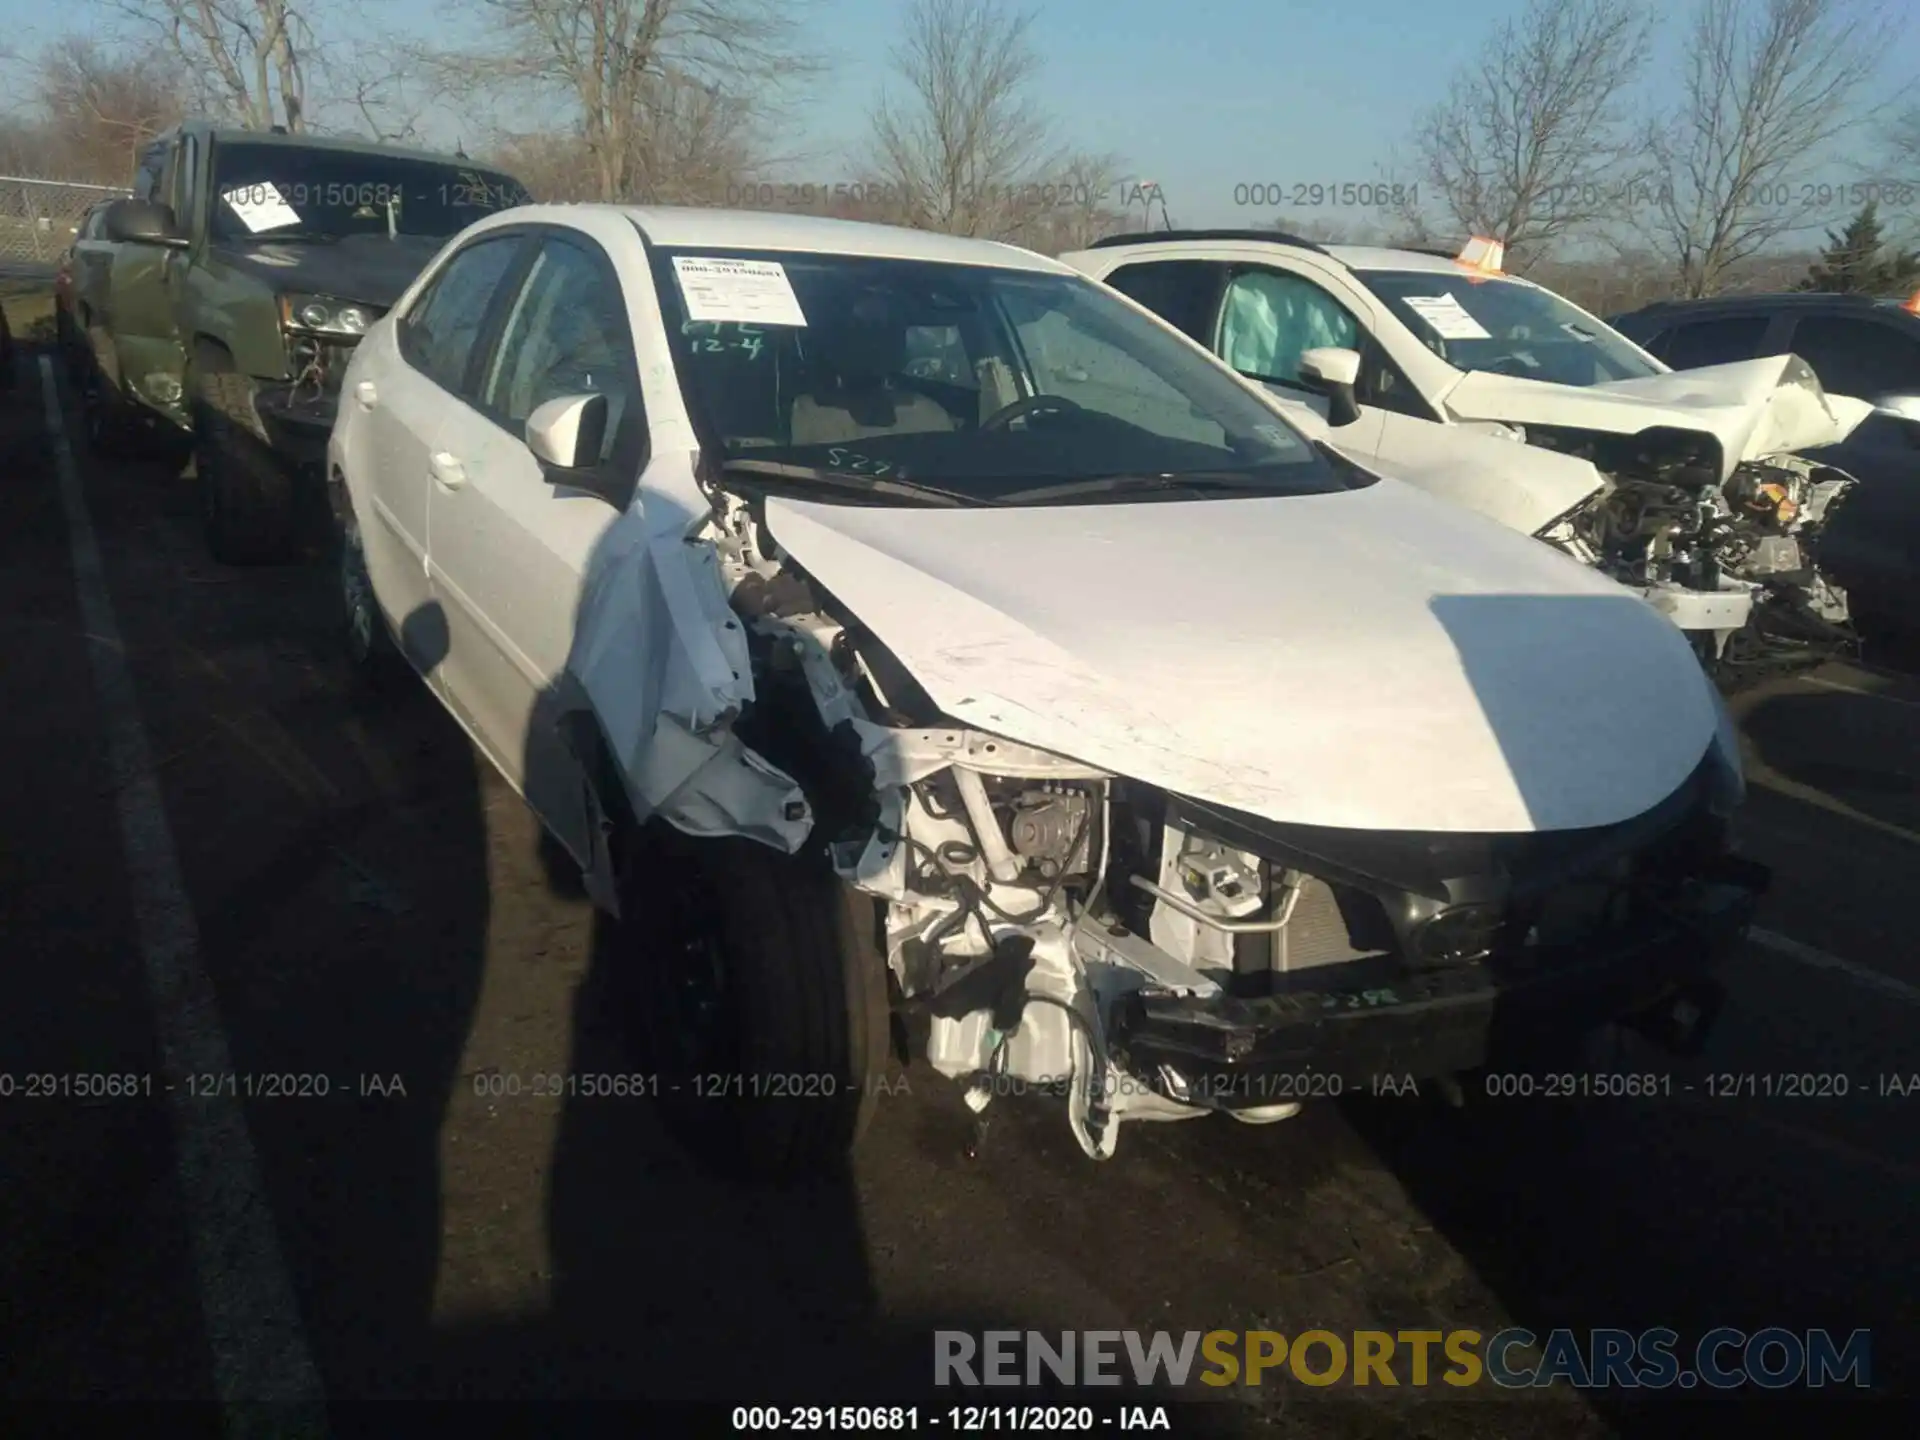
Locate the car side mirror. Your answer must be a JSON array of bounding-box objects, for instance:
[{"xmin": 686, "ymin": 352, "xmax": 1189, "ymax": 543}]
[
  {"xmin": 102, "ymin": 197, "xmax": 188, "ymax": 248},
  {"xmin": 1298, "ymin": 346, "xmax": 1363, "ymax": 426},
  {"xmin": 527, "ymin": 392, "xmax": 628, "ymax": 502}
]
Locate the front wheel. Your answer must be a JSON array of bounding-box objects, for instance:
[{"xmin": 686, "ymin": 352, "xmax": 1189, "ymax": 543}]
[
  {"xmin": 616, "ymin": 823, "xmax": 893, "ymax": 1180},
  {"xmin": 339, "ymin": 507, "xmax": 406, "ymax": 693}
]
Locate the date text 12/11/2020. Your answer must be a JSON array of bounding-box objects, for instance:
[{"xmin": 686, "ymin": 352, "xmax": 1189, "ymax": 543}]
[
  {"xmin": 729, "ymin": 1405, "xmax": 1174, "ymax": 1432},
  {"xmin": 467, "ymin": 1070, "xmax": 915, "ymax": 1101},
  {"xmin": 0, "ymin": 1072, "xmax": 409, "ymax": 1099}
]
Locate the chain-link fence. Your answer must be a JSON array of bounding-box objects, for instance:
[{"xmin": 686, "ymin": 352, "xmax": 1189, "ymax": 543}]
[{"xmin": 0, "ymin": 175, "xmax": 130, "ymax": 276}]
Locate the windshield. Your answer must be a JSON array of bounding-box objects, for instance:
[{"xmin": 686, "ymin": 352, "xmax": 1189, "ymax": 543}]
[
  {"xmin": 649, "ymin": 245, "xmax": 1348, "ymax": 504},
  {"xmin": 208, "ymin": 142, "xmax": 531, "ymax": 244},
  {"xmin": 1358, "ymin": 270, "xmax": 1661, "ymax": 385}
]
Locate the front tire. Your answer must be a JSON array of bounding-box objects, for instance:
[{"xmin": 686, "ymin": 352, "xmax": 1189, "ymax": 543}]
[
  {"xmin": 339, "ymin": 508, "xmax": 406, "ymax": 693},
  {"xmin": 196, "ymin": 366, "xmax": 295, "ymax": 565},
  {"xmin": 617, "ymin": 824, "xmax": 892, "ymax": 1180}
]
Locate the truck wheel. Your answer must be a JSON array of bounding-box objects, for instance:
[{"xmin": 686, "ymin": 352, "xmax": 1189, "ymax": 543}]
[
  {"xmin": 196, "ymin": 366, "xmax": 295, "ymax": 565},
  {"xmin": 617, "ymin": 823, "xmax": 892, "ymax": 1180},
  {"xmin": 338, "ymin": 509, "xmax": 406, "ymax": 693}
]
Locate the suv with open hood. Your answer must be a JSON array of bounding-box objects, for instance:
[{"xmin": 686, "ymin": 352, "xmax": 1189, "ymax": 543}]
[
  {"xmin": 330, "ymin": 206, "xmax": 1768, "ymax": 1175},
  {"xmin": 1062, "ymin": 231, "xmax": 1869, "ymax": 685}
]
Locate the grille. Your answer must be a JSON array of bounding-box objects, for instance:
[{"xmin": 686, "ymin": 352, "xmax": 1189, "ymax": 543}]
[{"xmin": 1276, "ymin": 876, "xmax": 1392, "ymax": 972}]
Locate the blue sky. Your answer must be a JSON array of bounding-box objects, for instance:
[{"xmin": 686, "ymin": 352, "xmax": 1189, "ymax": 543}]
[{"xmin": 6, "ymin": 0, "xmax": 1916, "ymax": 234}]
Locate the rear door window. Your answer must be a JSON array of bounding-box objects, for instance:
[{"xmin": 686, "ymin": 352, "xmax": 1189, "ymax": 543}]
[
  {"xmin": 1102, "ymin": 259, "xmax": 1226, "ymax": 344},
  {"xmin": 1785, "ymin": 316, "xmax": 1920, "ymax": 399},
  {"xmin": 400, "ymin": 234, "xmax": 526, "ymax": 397},
  {"xmin": 1660, "ymin": 316, "xmax": 1770, "ymax": 369}
]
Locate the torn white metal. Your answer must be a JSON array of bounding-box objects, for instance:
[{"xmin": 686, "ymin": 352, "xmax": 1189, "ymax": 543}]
[{"xmin": 556, "ymin": 452, "xmax": 1735, "ymax": 1161}]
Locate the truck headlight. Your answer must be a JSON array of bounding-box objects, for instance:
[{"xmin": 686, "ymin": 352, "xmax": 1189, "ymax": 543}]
[{"xmin": 280, "ymin": 293, "xmax": 379, "ymax": 337}]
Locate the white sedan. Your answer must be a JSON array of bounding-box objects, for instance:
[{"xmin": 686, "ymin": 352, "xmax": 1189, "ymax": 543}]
[{"xmin": 329, "ymin": 205, "xmax": 1764, "ymax": 1178}]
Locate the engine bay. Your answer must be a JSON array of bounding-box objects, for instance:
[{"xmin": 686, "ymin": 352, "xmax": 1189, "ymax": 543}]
[{"xmin": 1523, "ymin": 422, "xmax": 1856, "ymax": 676}]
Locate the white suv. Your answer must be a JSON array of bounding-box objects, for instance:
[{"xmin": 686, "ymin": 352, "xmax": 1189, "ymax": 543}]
[{"xmin": 1063, "ymin": 230, "xmax": 1869, "ymax": 681}]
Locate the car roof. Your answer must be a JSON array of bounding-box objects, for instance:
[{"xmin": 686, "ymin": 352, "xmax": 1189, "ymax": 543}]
[
  {"xmin": 605, "ymin": 205, "xmax": 1070, "ymax": 272},
  {"xmin": 171, "ymin": 120, "xmax": 513, "ymax": 172},
  {"xmin": 1073, "ymin": 231, "xmax": 1541, "ymax": 285}
]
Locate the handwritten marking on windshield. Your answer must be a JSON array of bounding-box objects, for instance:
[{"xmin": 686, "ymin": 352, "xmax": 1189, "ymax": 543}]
[
  {"xmin": 681, "ymin": 320, "xmax": 765, "ymax": 359},
  {"xmin": 825, "ymin": 447, "xmax": 894, "ymax": 477}
]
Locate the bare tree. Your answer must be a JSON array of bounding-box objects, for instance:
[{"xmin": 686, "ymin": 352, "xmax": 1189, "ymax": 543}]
[
  {"xmin": 106, "ymin": 0, "xmax": 314, "ymax": 131},
  {"xmin": 1645, "ymin": 0, "xmax": 1894, "ymax": 297},
  {"xmin": 1019, "ymin": 151, "xmax": 1130, "ymax": 252},
  {"xmin": 429, "ymin": 0, "xmax": 821, "ymax": 203},
  {"xmin": 1886, "ymin": 100, "xmax": 1920, "ymax": 201},
  {"xmin": 37, "ymin": 36, "xmax": 189, "ymax": 181},
  {"xmin": 864, "ymin": 0, "xmax": 1063, "ymax": 238},
  {"xmin": 1410, "ymin": 0, "xmax": 1654, "ymax": 271},
  {"xmin": 0, "ymin": 116, "xmax": 57, "ymax": 177},
  {"xmin": 309, "ymin": 2, "xmax": 430, "ymax": 146},
  {"xmin": 328, "ymin": 54, "xmax": 426, "ymax": 145}
]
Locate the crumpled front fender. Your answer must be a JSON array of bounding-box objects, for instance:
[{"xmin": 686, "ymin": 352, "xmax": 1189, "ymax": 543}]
[{"xmin": 563, "ymin": 452, "xmax": 812, "ymax": 894}]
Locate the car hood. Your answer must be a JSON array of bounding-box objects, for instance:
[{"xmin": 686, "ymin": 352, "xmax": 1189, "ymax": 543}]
[
  {"xmin": 1440, "ymin": 355, "xmax": 1876, "ymax": 481},
  {"xmin": 212, "ymin": 233, "xmax": 448, "ymax": 308},
  {"xmin": 761, "ymin": 481, "xmax": 1719, "ymax": 834}
]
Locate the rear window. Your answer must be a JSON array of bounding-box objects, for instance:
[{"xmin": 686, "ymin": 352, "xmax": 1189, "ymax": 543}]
[{"xmin": 1659, "ymin": 316, "xmax": 1770, "ymax": 370}]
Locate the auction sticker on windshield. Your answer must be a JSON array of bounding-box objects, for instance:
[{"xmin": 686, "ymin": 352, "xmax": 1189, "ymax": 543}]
[
  {"xmin": 1403, "ymin": 293, "xmax": 1492, "ymax": 341},
  {"xmin": 671, "ymin": 256, "xmax": 808, "ymax": 327},
  {"xmin": 221, "ymin": 183, "xmax": 302, "ymax": 233}
]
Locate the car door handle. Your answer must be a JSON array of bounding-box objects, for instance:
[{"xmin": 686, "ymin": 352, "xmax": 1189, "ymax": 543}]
[
  {"xmin": 354, "ymin": 380, "xmax": 378, "ymax": 409},
  {"xmin": 429, "ymin": 452, "xmax": 467, "ymax": 490}
]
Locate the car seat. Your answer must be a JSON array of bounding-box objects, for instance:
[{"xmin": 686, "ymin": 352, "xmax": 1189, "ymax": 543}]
[{"xmin": 790, "ymin": 300, "xmax": 959, "ymax": 445}]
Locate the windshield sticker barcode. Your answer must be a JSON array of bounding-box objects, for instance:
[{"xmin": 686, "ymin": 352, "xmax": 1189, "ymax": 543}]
[
  {"xmin": 221, "ymin": 183, "xmax": 302, "ymax": 233},
  {"xmin": 1403, "ymin": 293, "xmax": 1492, "ymax": 341},
  {"xmin": 671, "ymin": 256, "xmax": 808, "ymax": 327}
]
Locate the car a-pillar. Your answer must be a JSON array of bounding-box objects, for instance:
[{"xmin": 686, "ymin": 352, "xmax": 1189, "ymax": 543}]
[{"xmin": 190, "ymin": 338, "xmax": 298, "ymax": 565}]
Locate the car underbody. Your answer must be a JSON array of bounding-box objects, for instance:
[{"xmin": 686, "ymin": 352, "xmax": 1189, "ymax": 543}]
[{"xmin": 568, "ymin": 478, "xmax": 1769, "ymax": 1161}]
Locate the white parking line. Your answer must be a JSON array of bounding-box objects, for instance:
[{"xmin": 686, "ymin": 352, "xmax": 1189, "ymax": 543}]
[
  {"xmin": 1749, "ymin": 925, "xmax": 1920, "ymax": 1007},
  {"xmin": 38, "ymin": 359, "xmax": 327, "ymax": 1431}
]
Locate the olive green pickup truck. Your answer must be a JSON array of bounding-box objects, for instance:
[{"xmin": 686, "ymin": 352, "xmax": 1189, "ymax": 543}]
[{"xmin": 79, "ymin": 121, "xmax": 529, "ymax": 562}]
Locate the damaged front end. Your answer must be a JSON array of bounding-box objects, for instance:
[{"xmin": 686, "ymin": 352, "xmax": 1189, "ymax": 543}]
[
  {"xmin": 1526, "ymin": 423, "xmax": 1858, "ymax": 683},
  {"xmin": 1436, "ymin": 354, "xmax": 1872, "ymax": 683},
  {"xmin": 639, "ymin": 488, "xmax": 1770, "ymax": 1161}
]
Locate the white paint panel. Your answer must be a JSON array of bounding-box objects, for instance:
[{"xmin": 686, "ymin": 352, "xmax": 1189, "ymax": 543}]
[
  {"xmin": 1442, "ymin": 355, "xmax": 1873, "ymax": 479},
  {"xmin": 764, "ymin": 480, "xmax": 1718, "ymax": 834}
]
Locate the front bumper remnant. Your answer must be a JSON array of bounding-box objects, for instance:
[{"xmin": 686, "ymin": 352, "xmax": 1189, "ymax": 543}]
[
  {"xmin": 253, "ymin": 383, "xmax": 339, "ymax": 471},
  {"xmin": 1107, "ymin": 856, "xmax": 1768, "ymax": 1103}
]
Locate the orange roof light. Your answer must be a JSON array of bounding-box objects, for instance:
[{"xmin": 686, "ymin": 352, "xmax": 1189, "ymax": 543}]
[
  {"xmin": 1903, "ymin": 288, "xmax": 1920, "ymax": 316},
  {"xmin": 1455, "ymin": 235, "xmax": 1505, "ymax": 275}
]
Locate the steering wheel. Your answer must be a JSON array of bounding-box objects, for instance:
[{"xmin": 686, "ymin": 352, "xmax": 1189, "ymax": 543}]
[
  {"xmin": 979, "ymin": 393, "xmax": 1086, "ymax": 431},
  {"xmin": 1482, "ymin": 354, "xmax": 1540, "ymax": 378}
]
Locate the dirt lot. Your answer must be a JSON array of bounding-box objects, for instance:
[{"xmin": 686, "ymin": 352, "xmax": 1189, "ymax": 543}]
[{"xmin": 2, "ymin": 318, "xmax": 1917, "ymax": 1435}]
